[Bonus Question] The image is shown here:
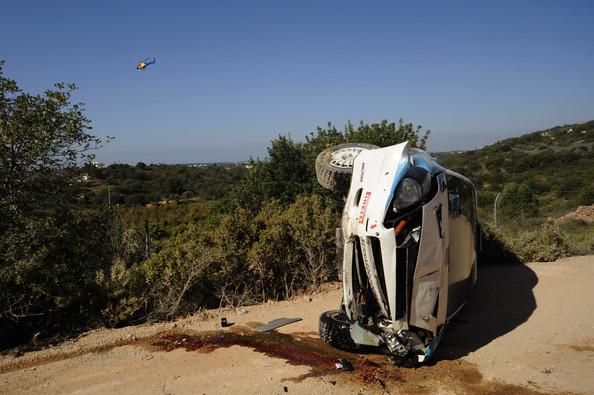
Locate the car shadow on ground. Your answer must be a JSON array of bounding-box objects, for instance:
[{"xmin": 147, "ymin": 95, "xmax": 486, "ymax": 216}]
[{"xmin": 435, "ymin": 262, "xmax": 538, "ymax": 361}]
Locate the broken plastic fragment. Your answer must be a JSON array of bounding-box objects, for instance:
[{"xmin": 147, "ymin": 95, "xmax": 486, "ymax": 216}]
[{"xmin": 255, "ymin": 317, "xmax": 302, "ymax": 332}]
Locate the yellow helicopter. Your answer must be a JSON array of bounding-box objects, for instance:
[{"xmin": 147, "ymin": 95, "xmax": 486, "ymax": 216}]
[{"xmin": 136, "ymin": 57, "xmax": 156, "ymax": 71}]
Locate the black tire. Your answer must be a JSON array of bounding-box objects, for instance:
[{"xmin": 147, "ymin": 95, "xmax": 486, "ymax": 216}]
[
  {"xmin": 319, "ymin": 310, "xmax": 357, "ymax": 351},
  {"xmin": 315, "ymin": 143, "xmax": 379, "ymax": 194}
]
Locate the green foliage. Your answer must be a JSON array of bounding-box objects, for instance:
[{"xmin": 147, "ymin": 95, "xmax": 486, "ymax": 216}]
[
  {"xmin": 500, "ymin": 223, "xmax": 571, "ymax": 262},
  {"xmin": 439, "ymin": 122, "xmax": 594, "ymax": 261},
  {"xmin": 227, "ymin": 119, "xmax": 430, "ymax": 213},
  {"xmin": 498, "ymin": 182, "xmax": 538, "ymax": 219},
  {"xmin": 0, "ymin": 61, "xmax": 110, "ymax": 346},
  {"xmin": 248, "ymin": 200, "xmax": 295, "ymax": 299},
  {"xmin": 140, "ymin": 223, "xmax": 221, "ymax": 319},
  {"xmin": 99, "ymin": 222, "xmax": 221, "ymax": 324},
  {"xmin": 500, "ymin": 182, "xmax": 534, "ymax": 202},
  {"xmin": 558, "ymin": 219, "xmax": 594, "ymax": 255},
  {"xmin": 99, "ymin": 194, "xmax": 338, "ymax": 323},
  {"xmin": 436, "ymin": 121, "xmax": 594, "ymax": 198},
  {"xmin": 247, "ymin": 195, "xmax": 337, "ymax": 299},
  {"xmin": 304, "ymin": 119, "xmax": 430, "ymax": 161},
  {"xmin": 225, "ymin": 136, "xmax": 312, "ymax": 213},
  {"xmin": 83, "ymin": 163, "xmax": 247, "ymax": 206},
  {"xmin": 285, "ymin": 194, "xmax": 338, "ymax": 287}
]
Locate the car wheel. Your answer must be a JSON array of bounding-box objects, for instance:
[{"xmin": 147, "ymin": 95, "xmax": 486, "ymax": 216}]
[
  {"xmin": 315, "ymin": 143, "xmax": 379, "ymax": 194},
  {"xmin": 319, "ymin": 310, "xmax": 357, "ymax": 351}
]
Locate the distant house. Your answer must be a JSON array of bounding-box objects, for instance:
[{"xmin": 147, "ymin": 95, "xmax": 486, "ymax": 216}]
[{"xmin": 91, "ymin": 160, "xmax": 105, "ymax": 168}]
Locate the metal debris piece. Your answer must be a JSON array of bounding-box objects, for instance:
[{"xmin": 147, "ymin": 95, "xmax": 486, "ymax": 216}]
[
  {"xmin": 254, "ymin": 317, "xmax": 302, "ymax": 332},
  {"xmin": 335, "ymin": 358, "xmax": 354, "ymax": 371}
]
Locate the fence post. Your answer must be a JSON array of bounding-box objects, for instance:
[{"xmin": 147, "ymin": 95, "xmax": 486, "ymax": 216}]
[{"xmin": 494, "ymin": 193, "xmax": 501, "ymax": 227}]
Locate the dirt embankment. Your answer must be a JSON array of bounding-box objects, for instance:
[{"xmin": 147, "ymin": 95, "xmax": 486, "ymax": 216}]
[
  {"xmin": 556, "ymin": 204, "xmax": 594, "ymax": 224},
  {"xmin": 1, "ymin": 255, "xmax": 594, "ymax": 394}
]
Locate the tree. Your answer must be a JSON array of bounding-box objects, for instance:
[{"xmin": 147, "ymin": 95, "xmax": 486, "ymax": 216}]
[
  {"xmin": 0, "ymin": 60, "xmax": 109, "ymax": 347},
  {"xmin": 226, "ymin": 135, "xmax": 312, "ymax": 213},
  {"xmin": 286, "ymin": 194, "xmax": 338, "ymax": 288},
  {"xmin": 227, "ymin": 119, "xmax": 430, "ymax": 213}
]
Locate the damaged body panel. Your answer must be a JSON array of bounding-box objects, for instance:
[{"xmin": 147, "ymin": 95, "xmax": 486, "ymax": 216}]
[{"xmin": 316, "ymin": 141, "xmax": 479, "ymax": 365}]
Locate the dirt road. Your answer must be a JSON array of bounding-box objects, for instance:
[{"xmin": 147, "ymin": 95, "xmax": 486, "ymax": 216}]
[{"xmin": 1, "ymin": 255, "xmax": 593, "ymax": 394}]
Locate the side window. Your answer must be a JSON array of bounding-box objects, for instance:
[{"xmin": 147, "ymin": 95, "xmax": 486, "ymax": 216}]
[
  {"xmin": 447, "ymin": 175, "xmax": 474, "ymax": 223},
  {"xmin": 447, "ymin": 176, "xmax": 462, "ymax": 217},
  {"xmin": 460, "ymin": 180, "xmax": 475, "ymax": 224}
]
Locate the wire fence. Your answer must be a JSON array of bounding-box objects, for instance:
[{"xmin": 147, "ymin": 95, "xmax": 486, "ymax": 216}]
[{"xmin": 477, "ymin": 193, "xmax": 594, "ymax": 253}]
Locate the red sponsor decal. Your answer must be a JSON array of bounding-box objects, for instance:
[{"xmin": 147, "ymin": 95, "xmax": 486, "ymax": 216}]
[{"xmin": 358, "ymin": 191, "xmax": 372, "ymax": 224}]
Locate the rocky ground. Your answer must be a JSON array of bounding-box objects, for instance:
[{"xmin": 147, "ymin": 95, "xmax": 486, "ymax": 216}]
[{"xmin": 1, "ymin": 255, "xmax": 593, "ymax": 394}]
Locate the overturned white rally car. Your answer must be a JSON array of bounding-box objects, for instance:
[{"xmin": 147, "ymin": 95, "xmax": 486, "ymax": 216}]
[{"xmin": 315, "ymin": 141, "xmax": 481, "ymax": 366}]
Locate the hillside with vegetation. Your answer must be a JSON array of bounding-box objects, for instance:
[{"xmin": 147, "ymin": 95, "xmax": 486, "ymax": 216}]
[
  {"xmin": 437, "ymin": 121, "xmax": 594, "ymax": 262},
  {"xmin": 81, "ymin": 163, "xmax": 247, "ymax": 207},
  {"xmin": 436, "ymin": 120, "xmax": 594, "ymax": 201}
]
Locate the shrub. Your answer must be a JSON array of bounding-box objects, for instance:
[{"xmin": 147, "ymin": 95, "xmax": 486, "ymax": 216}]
[{"xmin": 493, "ymin": 222, "xmax": 571, "ymax": 262}]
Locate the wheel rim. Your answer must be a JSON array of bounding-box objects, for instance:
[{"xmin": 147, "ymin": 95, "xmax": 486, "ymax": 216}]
[
  {"xmin": 330, "ymin": 311, "xmax": 349, "ymax": 324},
  {"xmin": 329, "ymin": 147, "xmax": 365, "ymax": 169}
]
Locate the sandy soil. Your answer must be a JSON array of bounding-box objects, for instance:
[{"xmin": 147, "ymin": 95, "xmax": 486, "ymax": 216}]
[{"xmin": 1, "ymin": 255, "xmax": 593, "ymax": 395}]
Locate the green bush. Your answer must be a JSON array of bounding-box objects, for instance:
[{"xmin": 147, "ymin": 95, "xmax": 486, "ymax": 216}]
[
  {"xmin": 248, "ymin": 195, "xmax": 338, "ymax": 300},
  {"xmin": 0, "ymin": 61, "xmax": 110, "ymax": 347},
  {"xmin": 558, "ymin": 219, "xmax": 594, "ymax": 255},
  {"xmin": 485, "ymin": 222, "xmax": 571, "ymax": 263}
]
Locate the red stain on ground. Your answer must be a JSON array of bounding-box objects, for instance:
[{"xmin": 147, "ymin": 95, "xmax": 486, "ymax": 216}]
[{"xmin": 144, "ymin": 327, "xmax": 559, "ymax": 394}]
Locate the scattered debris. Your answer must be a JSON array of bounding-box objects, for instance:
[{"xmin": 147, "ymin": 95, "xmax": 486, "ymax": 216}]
[
  {"xmin": 335, "ymin": 358, "xmax": 354, "ymax": 372},
  {"xmin": 220, "ymin": 317, "xmax": 233, "ymax": 327},
  {"xmin": 361, "ymin": 358, "xmax": 380, "ymax": 368},
  {"xmin": 255, "ymin": 317, "xmax": 302, "ymax": 332},
  {"xmin": 542, "ymin": 368, "xmax": 553, "ymax": 374},
  {"xmin": 393, "ymin": 354, "xmax": 418, "ymax": 368},
  {"xmin": 378, "ymin": 378, "xmax": 386, "ymax": 390}
]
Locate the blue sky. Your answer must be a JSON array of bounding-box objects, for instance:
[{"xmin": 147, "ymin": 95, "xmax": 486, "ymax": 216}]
[{"xmin": 2, "ymin": 1, "xmax": 593, "ymax": 164}]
